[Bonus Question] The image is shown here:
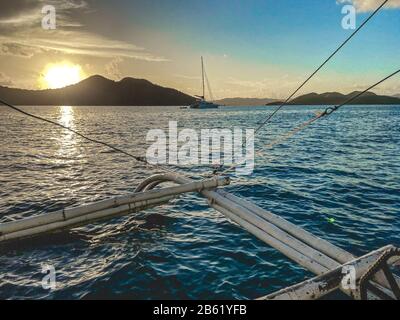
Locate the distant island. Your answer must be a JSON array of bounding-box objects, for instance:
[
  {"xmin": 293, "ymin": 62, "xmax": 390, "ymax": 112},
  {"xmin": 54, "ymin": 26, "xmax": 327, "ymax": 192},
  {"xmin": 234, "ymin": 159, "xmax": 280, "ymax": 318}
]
[
  {"xmin": 0, "ymin": 75, "xmax": 196, "ymax": 106},
  {"xmin": 267, "ymin": 91, "xmax": 400, "ymax": 106},
  {"xmin": 214, "ymin": 97, "xmax": 278, "ymax": 106},
  {"xmin": 1, "ymin": 75, "xmax": 399, "ymax": 106}
]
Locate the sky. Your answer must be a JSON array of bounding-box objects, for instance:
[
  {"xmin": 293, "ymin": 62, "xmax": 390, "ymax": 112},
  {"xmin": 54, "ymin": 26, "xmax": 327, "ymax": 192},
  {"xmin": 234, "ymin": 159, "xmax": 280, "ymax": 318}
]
[{"xmin": 0, "ymin": 0, "xmax": 399, "ymax": 98}]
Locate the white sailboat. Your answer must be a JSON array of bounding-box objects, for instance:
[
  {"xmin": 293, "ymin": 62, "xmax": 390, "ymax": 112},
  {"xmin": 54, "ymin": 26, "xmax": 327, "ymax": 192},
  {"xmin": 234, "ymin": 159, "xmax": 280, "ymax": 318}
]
[{"xmin": 190, "ymin": 57, "xmax": 219, "ymax": 109}]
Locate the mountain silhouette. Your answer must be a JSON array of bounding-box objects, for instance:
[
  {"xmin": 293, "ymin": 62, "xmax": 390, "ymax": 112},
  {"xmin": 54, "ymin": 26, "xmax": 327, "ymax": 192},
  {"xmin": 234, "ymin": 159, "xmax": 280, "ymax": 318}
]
[
  {"xmin": 267, "ymin": 91, "xmax": 400, "ymax": 106},
  {"xmin": 0, "ymin": 75, "xmax": 196, "ymax": 106},
  {"xmin": 2, "ymin": 77, "xmax": 399, "ymax": 107}
]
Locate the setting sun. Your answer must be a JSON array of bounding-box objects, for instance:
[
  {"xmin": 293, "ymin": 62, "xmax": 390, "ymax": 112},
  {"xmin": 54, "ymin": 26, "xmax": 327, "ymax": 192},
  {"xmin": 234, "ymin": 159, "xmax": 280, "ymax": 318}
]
[{"xmin": 41, "ymin": 63, "xmax": 84, "ymax": 89}]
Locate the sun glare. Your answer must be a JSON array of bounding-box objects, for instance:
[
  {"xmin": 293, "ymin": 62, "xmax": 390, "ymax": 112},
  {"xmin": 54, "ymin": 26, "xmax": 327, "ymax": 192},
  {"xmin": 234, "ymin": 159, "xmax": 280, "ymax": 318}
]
[{"xmin": 41, "ymin": 63, "xmax": 84, "ymax": 89}]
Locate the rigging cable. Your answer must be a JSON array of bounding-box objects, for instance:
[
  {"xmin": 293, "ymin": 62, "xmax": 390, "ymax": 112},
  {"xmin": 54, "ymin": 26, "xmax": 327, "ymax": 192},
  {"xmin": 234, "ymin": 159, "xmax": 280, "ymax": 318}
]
[
  {"xmin": 0, "ymin": 0, "xmax": 391, "ymax": 179},
  {"xmin": 0, "ymin": 100, "xmax": 181, "ymax": 172},
  {"xmin": 265, "ymin": 68, "xmax": 400, "ymax": 150},
  {"xmin": 253, "ymin": 0, "xmax": 389, "ymax": 135},
  {"xmin": 219, "ymin": 68, "xmax": 400, "ymax": 175},
  {"xmin": 204, "ymin": 70, "xmax": 215, "ymax": 101},
  {"xmin": 213, "ymin": 0, "xmax": 391, "ymax": 176},
  {"xmin": 265, "ymin": 69, "xmax": 400, "ymax": 148},
  {"xmin": 0, "ymin": 99, "xmax": 146, "ymax": 163}
]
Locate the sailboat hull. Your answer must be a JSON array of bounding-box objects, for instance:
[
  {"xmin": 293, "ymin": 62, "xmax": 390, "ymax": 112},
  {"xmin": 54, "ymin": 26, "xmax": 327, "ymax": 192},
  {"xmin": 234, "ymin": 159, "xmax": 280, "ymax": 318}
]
[{"xmin": 189, "ymin": 101, "xmax": 219, "ymax": 109}]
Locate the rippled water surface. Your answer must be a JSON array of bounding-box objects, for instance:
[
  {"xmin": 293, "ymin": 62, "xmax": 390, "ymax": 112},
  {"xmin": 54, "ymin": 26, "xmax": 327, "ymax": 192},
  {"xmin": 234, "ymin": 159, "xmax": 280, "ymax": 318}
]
[{"xmin": 0, "ymin": 105, "xmax": 399, "ymax": 299}]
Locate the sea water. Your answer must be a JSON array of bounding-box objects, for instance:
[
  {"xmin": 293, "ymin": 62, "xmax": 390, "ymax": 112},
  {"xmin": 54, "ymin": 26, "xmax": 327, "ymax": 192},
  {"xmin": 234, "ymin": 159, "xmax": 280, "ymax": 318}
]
[{"xmin": 0, "ymin": 105, "xmax": 399, "ymax": 299}]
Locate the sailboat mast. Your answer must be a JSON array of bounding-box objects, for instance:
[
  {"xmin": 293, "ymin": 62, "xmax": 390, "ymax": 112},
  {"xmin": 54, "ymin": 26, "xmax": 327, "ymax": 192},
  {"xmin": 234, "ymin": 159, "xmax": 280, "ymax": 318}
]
[{"xmin": 201, "ymin": 56, "xmax": 205, "ymax": 99}]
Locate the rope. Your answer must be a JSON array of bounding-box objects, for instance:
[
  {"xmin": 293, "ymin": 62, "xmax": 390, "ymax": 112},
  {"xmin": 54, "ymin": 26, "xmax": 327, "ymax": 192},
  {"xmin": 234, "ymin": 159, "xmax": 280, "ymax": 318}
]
[
  {"xmin": 0, "ymin": 99, "xmax": 146, "ymax": 163},
  {"xmin": 254, "ymin": 0, "xmax": 389, "ymax": 135},
  {"xmin": 213, "ymin": 0, "xmax": 391, "ymax": 176},
  {"xmin": 0, "ymin": 0, "xmax": 391, "ymax": 180},
  {"xmin": 319, "ymin": 69, "xmax": 400, "ymax": 117},
  {"xmin": 218, "ymin": 68, "xmax": 400, "ymax": 175},
  {"xmin": 0, "ymin": 99, "xmax": 183, "ymax": 175},
  {"xmin": 204, "ymin": 70, "xmax": 215, "ymax": 102}
]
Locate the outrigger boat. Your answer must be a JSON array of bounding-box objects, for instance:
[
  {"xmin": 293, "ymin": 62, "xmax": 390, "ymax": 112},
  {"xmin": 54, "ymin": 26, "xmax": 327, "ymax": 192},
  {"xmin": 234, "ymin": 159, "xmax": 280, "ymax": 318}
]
[
  {"xmin": 1, "ymin": 1, "xmax": 399, "ymax": 300},
  {"xmin": 190, "ymin": 57, "xmax": 219, "ymax": 109}
]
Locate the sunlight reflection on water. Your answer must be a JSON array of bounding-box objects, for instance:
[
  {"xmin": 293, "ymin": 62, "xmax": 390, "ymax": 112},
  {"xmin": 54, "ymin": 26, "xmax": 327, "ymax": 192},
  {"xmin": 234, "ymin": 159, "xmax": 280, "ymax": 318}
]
[{"xmin": 57, "ymin": 106, "xmax": 77, "ymax": 158}]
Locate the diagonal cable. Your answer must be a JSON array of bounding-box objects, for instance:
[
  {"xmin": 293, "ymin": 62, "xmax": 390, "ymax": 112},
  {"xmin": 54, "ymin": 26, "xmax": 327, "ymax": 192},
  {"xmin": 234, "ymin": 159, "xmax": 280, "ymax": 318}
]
[{"xmin": 254, "ymin": 0, "xmax": 389, "ymax": 135}]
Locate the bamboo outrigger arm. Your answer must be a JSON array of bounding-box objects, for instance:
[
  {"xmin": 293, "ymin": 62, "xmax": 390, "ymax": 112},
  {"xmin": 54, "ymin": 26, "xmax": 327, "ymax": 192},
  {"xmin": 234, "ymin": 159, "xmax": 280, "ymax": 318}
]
[
  {"xmin": 131, "ymin": 173, "xmax": 400, "ymax": 300},
  {"xmin": 0, "ymin": 176, "xmax": 230, "ymax": 243},
  {"xmin": 0, "ymin": 172, "xmax": 398, "ymax": 300}
]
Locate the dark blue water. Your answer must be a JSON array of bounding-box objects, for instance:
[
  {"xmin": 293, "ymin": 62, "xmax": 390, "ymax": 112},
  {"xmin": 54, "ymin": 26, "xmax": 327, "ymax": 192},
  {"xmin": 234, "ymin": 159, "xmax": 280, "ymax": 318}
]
[{"xmin": 0, "ymin": 105, "xmax": 399, "ymax": 299}]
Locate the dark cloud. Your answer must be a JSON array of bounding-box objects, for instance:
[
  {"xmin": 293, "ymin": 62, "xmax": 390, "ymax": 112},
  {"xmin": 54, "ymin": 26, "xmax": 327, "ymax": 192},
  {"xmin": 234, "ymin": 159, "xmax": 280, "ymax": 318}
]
[
  {"xmin": 0, "ymin": 1, "xmax": 89, "ymax": 27},
  {"xmin": 0, "ymin": 0, "xmax": 39, "ymax": 19}
]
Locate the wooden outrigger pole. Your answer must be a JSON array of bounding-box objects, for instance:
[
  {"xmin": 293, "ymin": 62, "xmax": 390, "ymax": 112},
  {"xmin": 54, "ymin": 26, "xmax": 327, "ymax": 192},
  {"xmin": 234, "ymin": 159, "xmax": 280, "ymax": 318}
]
[
  {"xmin": 0, "ymin": 173, "xmax": 399, "ymax": 300},
  {"xmin": 0, "ymin": 177, "xmax": 229, "ymax": 242},
  {"xmin": 260, "ymin": 245, "xmax": 400, "ymax": 300}
]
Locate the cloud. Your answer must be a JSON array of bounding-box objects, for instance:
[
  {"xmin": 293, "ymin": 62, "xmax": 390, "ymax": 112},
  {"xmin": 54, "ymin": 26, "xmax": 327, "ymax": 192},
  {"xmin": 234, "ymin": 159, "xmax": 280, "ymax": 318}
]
[
  {"xmin": 0, "ymin": 1, "xmax": 168, "ymax": 62},
  {"xmin": 0, "ymin": 1, "xmax": 88, "ymax": 32},
  {"xmin": 4, "ymin": 30, "xmax": 169, "ymax": 61},
  {"xmin": 226, "ymin": 77, "xmax": 269, "ymax": 89},
  {"xmin": 105, "ymin": 57, "xmax": 123, "ymax": 80},
  {"xmin": 347, "ymin": 81, "xmax": 400, "ymax": 95},
  {"xmin": 224, "ymin": 75, "xmax": 305, "ymax": 99},
  {"xmin": 0, "ymin": 0, "xmax": 38, "ymax": 20},
  {"xmin": 0, "ymin": 72, "xmax": 14, "ymax": 87},
  {"xmin": 0, "ymin": 0, "xmax": 88, "ymax": 27},
  {"xmin": 337, "ymin": 0, "xmax": 400, "ymax": 12},
  {"xmin": 0, "ymin": 42, "xmax": 40, "ymax": 58},
  {"xmin": 0, "ymin": 34, "xmax": 168, "ymax": 61},
  {"xmin": 174, "ymin": 74, "xmax": 200, "ymax": 80}
]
